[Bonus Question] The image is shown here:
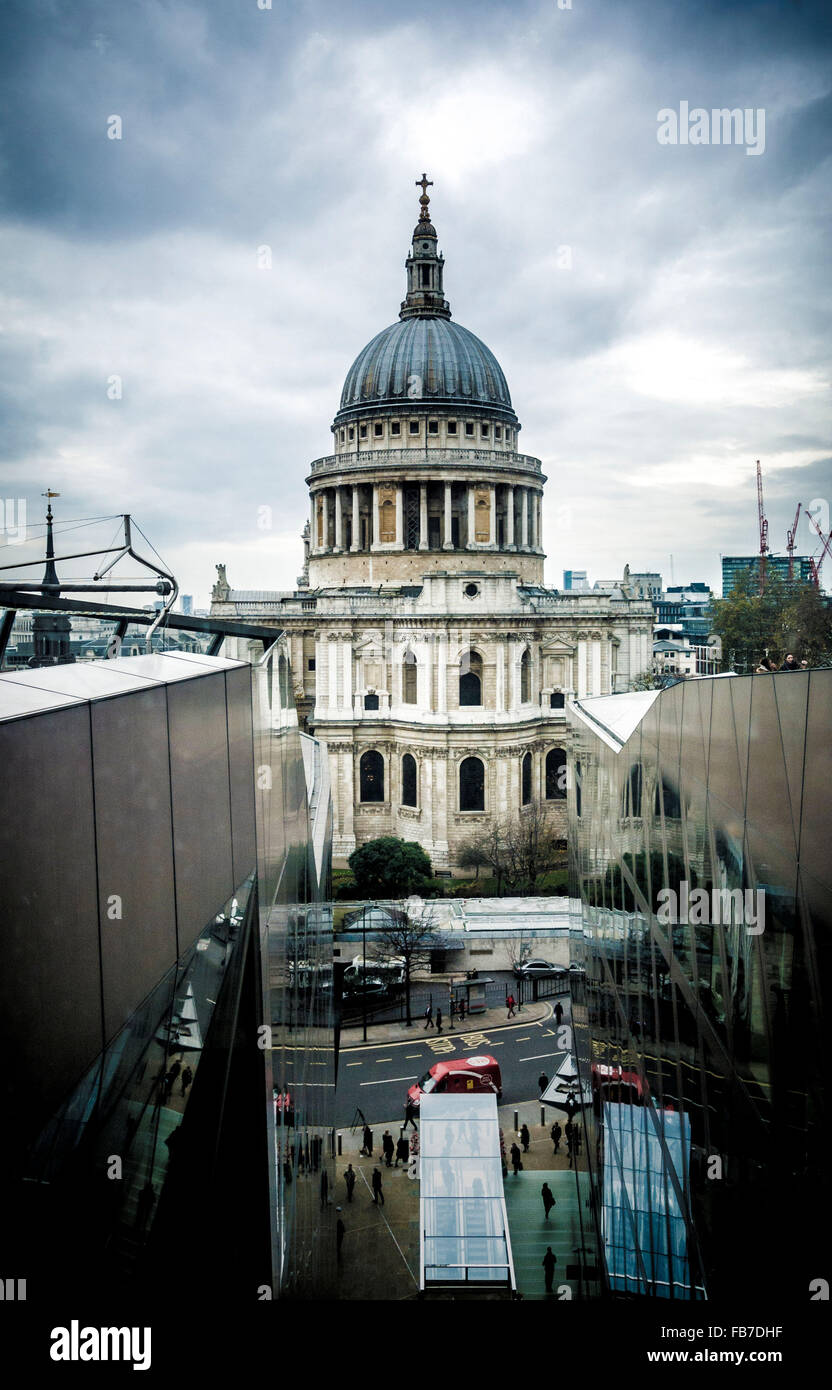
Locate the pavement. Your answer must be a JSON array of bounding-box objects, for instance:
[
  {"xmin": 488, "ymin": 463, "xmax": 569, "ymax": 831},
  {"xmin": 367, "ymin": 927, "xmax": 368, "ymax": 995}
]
[{"xmin": 330, "ymin": 1090, "xmax": 590, "ymax": 1301}]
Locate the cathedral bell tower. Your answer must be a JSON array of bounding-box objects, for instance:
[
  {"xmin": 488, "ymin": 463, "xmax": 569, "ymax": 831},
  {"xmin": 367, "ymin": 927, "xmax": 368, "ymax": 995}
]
[{"xmin": 400, "ymin": 174, "xmax": 451, "ymax": 321}]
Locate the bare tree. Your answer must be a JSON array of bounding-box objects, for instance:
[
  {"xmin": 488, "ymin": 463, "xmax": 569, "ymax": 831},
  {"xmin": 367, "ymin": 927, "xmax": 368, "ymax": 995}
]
[
  {"xmin": 373, "ymin": 903, "xmax": 444, "ymax": 1027},
  {"xmin": 501, "ymin": 800, "xmax": 562, "ymax": 892}
]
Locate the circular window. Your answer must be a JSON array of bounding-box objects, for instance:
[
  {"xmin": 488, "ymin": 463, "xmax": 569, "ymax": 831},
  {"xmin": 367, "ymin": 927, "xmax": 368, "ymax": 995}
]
[{"xmin": 464, "ymin": 583, "xmax": 480, "ymax": 598}]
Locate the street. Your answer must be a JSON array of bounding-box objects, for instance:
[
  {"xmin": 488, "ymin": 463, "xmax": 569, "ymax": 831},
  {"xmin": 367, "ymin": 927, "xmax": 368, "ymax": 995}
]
[{"xmin": 334, "ymin": 1000, "xmax": 571, "ymax": 1128}]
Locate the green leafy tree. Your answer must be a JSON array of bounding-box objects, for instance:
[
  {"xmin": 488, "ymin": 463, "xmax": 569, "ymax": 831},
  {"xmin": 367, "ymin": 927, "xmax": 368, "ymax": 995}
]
[
  {"xmin": 709, "ymin": 569, "xmax": 832, "ymax": 671},
  {"xmin": 780, "ymin": 582, "xmax": 832, "ymax": 666},
  {"xmin": 348, "ymin": 836, "xmax": 433, "ymax": 898}
]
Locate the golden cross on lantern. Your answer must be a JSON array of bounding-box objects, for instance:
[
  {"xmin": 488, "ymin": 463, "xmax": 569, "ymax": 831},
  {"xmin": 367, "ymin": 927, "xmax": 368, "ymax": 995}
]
[
  {"xmin": 416, "ymin": 173, "xmax": 433, "ymax": 198},
  {"xmin": 41, "ymin": 489, "xmax": 60, "ymax": 501}
]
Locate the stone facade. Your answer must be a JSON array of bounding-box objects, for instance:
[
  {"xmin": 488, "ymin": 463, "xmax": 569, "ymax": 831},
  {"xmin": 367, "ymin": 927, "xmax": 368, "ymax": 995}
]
[{"xmin": 211, "ymin": 180, "xmax": 653, "ymax": 869}]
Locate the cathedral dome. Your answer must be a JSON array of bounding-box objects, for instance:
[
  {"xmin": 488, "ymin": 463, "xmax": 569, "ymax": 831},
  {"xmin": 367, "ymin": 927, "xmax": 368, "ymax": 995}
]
[{"xmin": 336, "ymin": 316, "xmax": 516, "ymax": 425}]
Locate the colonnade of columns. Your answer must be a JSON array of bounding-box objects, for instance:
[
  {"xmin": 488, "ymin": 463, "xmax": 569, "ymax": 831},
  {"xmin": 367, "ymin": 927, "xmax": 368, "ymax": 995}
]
[{"xmin": 309, "ymin": 479, "xmax": 542, "ymax": 554}]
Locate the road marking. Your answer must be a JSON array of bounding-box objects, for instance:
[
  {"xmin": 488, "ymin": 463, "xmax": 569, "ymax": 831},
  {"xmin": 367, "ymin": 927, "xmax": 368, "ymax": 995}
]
[
  {"xmin": 375, "ymin": 1058, "xmax": 393, "ymax": 1063},
  {"xmin": 515, "ymin": 1036, "xmax": 530, "ymax": 1042},
  {"xmin": 519, "ymin": 1051, "xmax": 563, "ymax": 1062},
  {"xmin": 347, "ymin": 1061, "xmax": 363, "ymax": 1067},
  {"xmin": 405, "ymin": 1054, "xmax": 422, "ymax": 1058},
  {"xmin": 360, "ymin": 1076, "xmax": 416, "ymax": 1086}
]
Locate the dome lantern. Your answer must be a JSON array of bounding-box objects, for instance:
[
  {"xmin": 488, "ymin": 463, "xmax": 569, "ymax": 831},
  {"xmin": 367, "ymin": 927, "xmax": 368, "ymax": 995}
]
[{"xmin": 400, "ymin": 173, "xmax": 451, "ymax": 321}]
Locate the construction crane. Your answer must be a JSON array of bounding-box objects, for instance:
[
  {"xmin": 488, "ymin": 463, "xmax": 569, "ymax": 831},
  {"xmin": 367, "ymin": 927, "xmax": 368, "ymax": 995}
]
[
  {"xmin": 805, "ymin": 508, "xmax": 832, "ymax": 588},
  {"xmin": 756, "ymin": 459, "xmax": 769, "ymax": 595},
  {"xmin": 786, "ymin": 503, "xmax": 801, "ymax": 582}
]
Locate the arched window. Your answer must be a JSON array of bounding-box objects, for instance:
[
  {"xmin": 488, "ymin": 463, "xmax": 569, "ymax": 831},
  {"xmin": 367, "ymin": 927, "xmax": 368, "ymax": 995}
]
[
  {"xmin": 403, "ymin": 650, "xmax": 417, "ymax": 704},
  {"xmin": 402, "ymin": 753, "xmax": 418, "ymax": 807},
  {"xmin": 521, "ymin": 751, "xmax": 533, "ymax": 805},
  {"xmin": 520, "ymin": 648, "xmax": 531, "ymax": 703},
  {"xmin": 459, "ymin": 650, "xmax": 483, "ymax": 706},
  {"xmin": 623, "ymin": 763, "xmax": 643, "ymax": 818},
  {"xmin": 654, "ymin": 776, "xmax": 681, "ymax": 819},
  {"xmin": 359, "ymin": 750, "xmax": 384, "ymax": 802},
  {"xmin": 546, "ymin": 748, "xmax": 567, "ymax": 800},
  {"xmin": 459, "ymin": 756, "xmax": 485, "ymax": 812}
]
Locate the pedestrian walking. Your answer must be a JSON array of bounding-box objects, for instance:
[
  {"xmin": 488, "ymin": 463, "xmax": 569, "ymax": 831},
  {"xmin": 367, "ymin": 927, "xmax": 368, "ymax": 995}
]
[
  {"xmin": 520, "ymin": 1123, "xmax": 530, "ymax": 1153},
  {"xmin": 395, "ymin": 1134, "xmax": 409, "ymax": 1167},
  {"xmin": 320, "ymin": 1168, "xmax": 329, "ymax": 1208},
  {"xmin": 344, "ymin": 1163, "xmax": 356, "ymax": 1202},
  {"xmin": 510, "ymin": 1142, "xmax": 522, "ymax": 1176},
  {"xmin": 361, "ymin": 1124, "xmax": 373, "ymax": 1157},
  {"xmin": 554, "ymin": 1001, "xmax": 564, "ymax": 1027},
  {"xmin": 382, "ymin": 1130, "xmax": 395, "ymax": 1167},
  {"xmin": 506, "ymin": 993, "xmax": 516, "ymax": 1019},
  {"xmin": 371, "ymin": 1167, "xmax": 384, "ymax": 1206},
  {"xmin": 404, "ymin": 1098, "xmax": 418, "ymax": 1131},
  {"xmin": 336, "ymin": 1217, "xmax": 346, "ymax": 1260},
  {"xmin": 565, "ymin": 1120, "xmax": 574, "ymax": 1168},
  {"xmin": 564, "ymin": 1092, "xmax": 577, "ymax": 1121},
  {"xmin": 424, "ymin": 1004, "xmax": 434, "ymax": 1029},
  {"xmin": 435, "ymin": 1006, "xmax": 442, "ymax": 1033},
  {"xmin": 542, "ymin": 1246, "xmax": 557, "ymax": 1293},
  {"xmin": 551, "ymin": 1121, "xmax": 562, "ymax": 1155},
  {"xmin": 458, "ymin": 998, "xmax": 466, "ymax": 1024},
  {"xmin": 180, "ymin": 1064, "xmax": 193, "ymax": 1097},
  {"xmin": 541, "ymin": 1181, "xmax": 556, "ymax": 1221},
  {"xmin": 538, "ymin": 1072, "xmax": 549, "ymax": 1095}
]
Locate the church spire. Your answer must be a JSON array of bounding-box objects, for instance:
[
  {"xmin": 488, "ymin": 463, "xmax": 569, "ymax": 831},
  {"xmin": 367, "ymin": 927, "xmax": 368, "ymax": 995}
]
[{"xmin": 400, "ymin": 173, "xmax": 451, "ymax": 320}]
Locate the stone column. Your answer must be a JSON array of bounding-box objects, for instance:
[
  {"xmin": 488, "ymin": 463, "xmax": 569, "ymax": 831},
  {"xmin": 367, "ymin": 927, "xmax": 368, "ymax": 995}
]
[
  {"xmin": 310, "ymin": 491, "xmax": 317, "ymax": 553},
  {"xmin": 528, "ymin": 491, "xmax": 536, "ymax": 550},
  {"xmin": 509, "ymin": 638, "xmax": 520, "ymax": 709},
  {"xmin": 343, "ymin": 635, "xmax": 353, "ymax": 710},
  {"xmin": 395, "ymin": 484, "xmax": 404, "ymax": 549},
  {"xmin": 505, "ymin": 485, "xmax": 515, "ymax": 549},
  {"xmin": 328, "ymin": 634, "xmax": 338, "ymax": 711},
  {"xmin": 334, "ymin": 488, "xmax": 343, "ymax": 552},
  {"xmin": 496, "ymin": 637, "xmax": 505, "ymax": 714},
  {"xmin": 467, "ymin": 485, "xmax": 476, "ymax": 548},
  {"xmin": 351, "ymin": 486, "xmax": 360, "ymax": 551},
  {"xmin": 372, "ymin": 483, "xmax": 380, "ymax": 549},
  {"xmin": 321, "ymin": 490, "xmax": 330, "ymax": 552},
  {"xmin": 437, "ymin": 633, "xmax": 448, "ymax": 713},
  {"xmin": 488, "ymin": 485, "xmax": 496, "ymax": 545},
  {"xmin": 419, "ymin": 483, "xmax": 428, "ymax": 550},
  {"xmin": 520, "ymin": 489, "xmax": 529, "ymax": 549},
  {"xmin": 443, "ymin": 482, "xmax": 453, "ymax": 549},
  {"xmin": 421, "ymin": 635, "xmax": 433, "ymax": 711}
]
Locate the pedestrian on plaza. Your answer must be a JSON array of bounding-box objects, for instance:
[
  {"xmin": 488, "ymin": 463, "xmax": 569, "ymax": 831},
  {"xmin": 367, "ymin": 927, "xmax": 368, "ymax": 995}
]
[
  {"xmin": 436, "ymin": 1006, "xmax": 442, "ymax": 1033},
  {"xmin": 344, "ymin": 1163, "xmax": 356, "ymax": 1201},
  {"xmin": 541, "ymin": 1182, "xmax": 556, "ymax": 1221},
  {"xmin": 538, "ymin": 1072, "xmax": 549, "ymax": 1095},
  {"xmin": 180, "ymin": 1064, "xmax": 193, "ymax": 1097},
  {"xmin": 320, "ymin": 1168, "xmax": 329, "ymax": 1208},
  {"xmin": 371, "ymin": 1167, "xmax": 384, "ymax": 1206},
  {"xmin": 167, "ymin": 1058, "xmax": 181, "ymax": 1085},
  {"xmin": 336, "ymin": 1217, "xmax": 346, "ymax": 1260},
  {"xmin": 565, "ymin": 1121, "xmax": 574, "ymax": 1168},
  {"xmin": 404, "ymin": 1098, "xmax": 418, "ymax": 1132},
  {"xmin": 551, "ymin": 1121, "xmax": 562, "ymax": 1155},
  {"xmin": 361, "ymin": 1124, "xmax": 373, "ymax": 1157},
  {"xmin": 520, "ymin": 1123, "xmax": 530, "ymax": 1153},
  {"xmin": 424, "ymin": 1004, "xmax": 434, "ymax": 1029},
  {"xmin": 554, "ymin": 1000, "xmax": 564, "ymax": 1027},
  {"xmin": 564, "ymin": 1092, "xmax": 577, "ymax": 1121},
  {"xmin": 573, "ymin": 1126, "xmax": 582, "ymax": 1155},
  {"xmin": 542, "ymin": 1246, "xmax": 557, "ymax": 1294},
  {"xmin": 395, "ymin": 1134, "xmax": 409, "ymax": 1167},
  {"xmin": 781, "ymin": 652, "xmax": 800, "ymax": 671},
  {"xmin": 458, "ymin": 998, "xmax": 466, "ymax": 1024},
  {"xmin": 510, "ymin": 1143, "xmax": 522, "ymax": 1176},
  {"xmin": 506, "ymin": 993, "xmax": 516, "ymax": 1019},
  {"xmin": 382, "ymin": 1130, "xmax": 395, "ymax": 1167}
]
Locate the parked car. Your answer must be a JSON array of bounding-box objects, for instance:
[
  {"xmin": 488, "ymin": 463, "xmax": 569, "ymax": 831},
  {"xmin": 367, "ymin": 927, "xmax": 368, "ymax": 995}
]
[
  {"xmin": 407, "ymin": 1054, "xmax": 502, "ymax": 1111},
  {"xmin": 514, "ymin": 959, "xmax": 568, "ymax": 980}
]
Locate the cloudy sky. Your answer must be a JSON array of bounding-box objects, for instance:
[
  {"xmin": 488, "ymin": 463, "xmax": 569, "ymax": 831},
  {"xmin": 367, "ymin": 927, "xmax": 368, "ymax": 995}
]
[{"xmin": 1, "ymin": 0, "xmax": 830, "ymax": 608}]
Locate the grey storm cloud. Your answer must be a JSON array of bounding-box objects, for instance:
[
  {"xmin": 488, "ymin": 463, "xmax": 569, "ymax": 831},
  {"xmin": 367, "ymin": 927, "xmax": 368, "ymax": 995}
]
[{"xmin": 0, "ymin": 0, "xmax": 830, "ymax": 605}]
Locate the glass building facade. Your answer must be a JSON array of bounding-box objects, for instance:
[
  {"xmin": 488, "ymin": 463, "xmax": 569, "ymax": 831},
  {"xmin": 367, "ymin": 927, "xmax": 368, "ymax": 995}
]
[
  {"xmin": 566, "ymin": 671, "xmax": 830, "ymax": 1302},
  {"xmin": 0, "ymin": 639, "xmax": 334, "ymax": 1302}
]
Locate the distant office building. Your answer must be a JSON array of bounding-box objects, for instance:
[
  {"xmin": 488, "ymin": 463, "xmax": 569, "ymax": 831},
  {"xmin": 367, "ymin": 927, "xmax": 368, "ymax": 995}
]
[
  {"xmin": 181, "ymin": 594, "xmax": 193, "ymax": 615},
  {"xmin": 563, "ymin": 569, "xmax": 589, "ymax": 591},
  {"xmin": 0, "ymin": 640, "xmax": 334, "ymax": 1301},
  {"xmin": 566, "ymin": 671, "xmax": 830, "ymax": 1300},
  {"xmin": 722, "ymin": 555, "xmax": 813, "ymax": 595}
]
